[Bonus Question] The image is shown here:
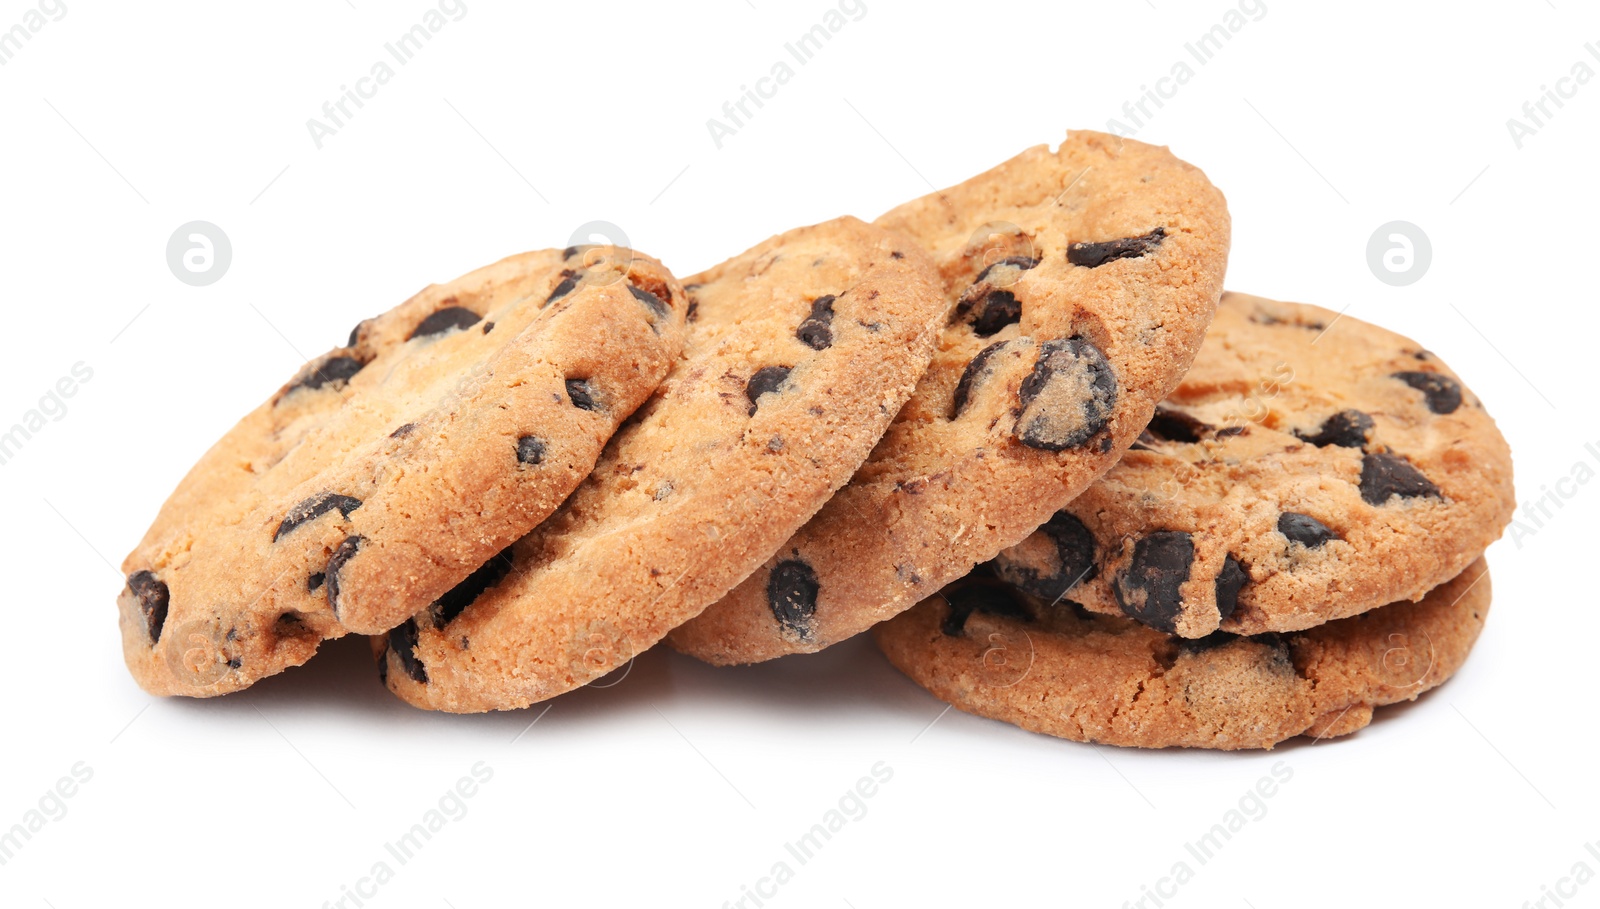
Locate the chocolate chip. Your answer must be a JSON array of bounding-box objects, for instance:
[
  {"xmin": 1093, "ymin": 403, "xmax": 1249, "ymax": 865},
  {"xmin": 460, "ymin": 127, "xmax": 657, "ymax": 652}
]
[
  {"xmin": 306, "ymin": 572, "xmax": 325, "ymax": 592},
  {"xmin": 562, "ymin": 245, "xmax": 582, "ymax": 259},
  {"xmin": 1114, "ymin": 531, "xmax": 1193, "ymax": 632},
  {"xmin": 686, "ymin": 297, "xmax": 700, "ymax": 322},
  {"xmin": 1278, "ymin": 512, "xmax": 1339, "ymax": 549},
  {"xmin": 482, "ymin": 321, "xmax": 495, "ymax": 334},
  {"xmin": 273, "ymin": 493, "xmax": 363, "ymax": 542},
  {"xmin": 1214, "ymin": 556, "xmax": 1247, "ymax": 621},
  {"xmin": 516, "ymin": 435, "xmax": 546, "ymax": 465},
  {"xmin": 1393, "ymin": 371, "xmax": 1463, "ymax": 415},
  {"xmin": 1016, "ymin": 337, "xmax": 1117, "ymax": 450},
  {"xmin": 347, "ymin": 320, "xmax": 369, "ymax": 348},
  {"xmin": 407, "ymin": 306, "xmax": 481, "ymax": 340},
  {"xmin": 951, "ymin": 340, "xmax": 1011, "ymax": 419},
  {"xmin": 890, "ymin": 250, "xmax": 905, "ymax": 259},
  {"xmin": 940, "ymin": 578, "xmax": 1031, "ymax": 637},
  {"xmin": 324, "ymin": 535, "xmax": 364, "ymax": 615},
  {"xmin": 566, "ymin": 378, "xmax": 600, "ymax": 412},
  {"xmin": 546, "ymin": 275, "xmax": 578, "ymax": 306},
  {"xmin": 390, "ymin": 423, "xmax": 417, "ymax": 439},
  {"xmin": 388, "ymin": 618, "xmax": 428, "ymax": 683},
  {"xmin": 1296, "ymin": 410, "xmax": 1374, "ymax": 449},
  {"xmin": 432, "ymin": 547, "xmax": 515, "ymax": 629},
  {"xmin": 796, "ymin": 295, "xmax": 836, "ymax": 350},
  {"xmin": 1360, "ymin": 452, "xmax": 1441, "ymax": 505},
  {"xmin": 1067, "ymin": 227, "xmax": 1165, "ymax": 268},
  {"xmin": 286, "ymin": 356, "xmax": 365, "ymax": 396},
  {"xmin": 767, "ymin": 559, "xmax": 820, "ymax": 641},
  {"xmin": 957, "ymin": 289, "xmax": 1022, "ymax": 337},
  {"xmin": 746, "ymin": 366, "xmax": 792, "ymax": 416},
  {"xmin": 628, "ymin": 284, "xmax": 671, "ymax": 320},
  {"xmin": 1144, "ymin": 406, "xmax": 1210, "ymax": 444},
  {"xmin": 996, "ymin": 511, "xmax": 1096, "ymax": 603},
  {"xmin": 126, "ymin": 570, "xmax": 169, "ymax": 644}
]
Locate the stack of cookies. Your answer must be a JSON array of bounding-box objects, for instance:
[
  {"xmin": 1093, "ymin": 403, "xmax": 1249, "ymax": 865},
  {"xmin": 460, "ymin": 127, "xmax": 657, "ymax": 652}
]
[{"xmin": 116, "ymin": 131, "xmax": 1513, "ymax": 750}]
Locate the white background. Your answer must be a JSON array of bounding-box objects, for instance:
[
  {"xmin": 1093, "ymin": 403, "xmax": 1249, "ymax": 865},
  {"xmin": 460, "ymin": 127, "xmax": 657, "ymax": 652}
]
[{"xmin": 1, "ymin": 1, "xmax": 1594, "ymax": 907}]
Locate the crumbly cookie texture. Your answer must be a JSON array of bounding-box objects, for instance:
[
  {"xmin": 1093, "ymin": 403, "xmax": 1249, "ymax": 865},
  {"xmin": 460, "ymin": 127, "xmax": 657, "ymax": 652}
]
[
  {"xmin": 993, "ymin": 291, "xmax": 1515, "ymax": 637},
  {"xmin": 376, "ymin": 217, "xmax": 948, "ymax": 712},
  {"xmin": 875, "ymin": 559, "xmax": 1491, "ymax": 750},
  {"xmin": 670, "ymin": 130, "xmax": 1231, "ymax": 664},
  {"xmin": 118, "ymin": 247, "xmax": 688, "ymax": 696}
]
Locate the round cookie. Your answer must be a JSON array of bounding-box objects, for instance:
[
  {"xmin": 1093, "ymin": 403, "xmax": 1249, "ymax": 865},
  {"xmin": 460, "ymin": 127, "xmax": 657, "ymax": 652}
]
[
  {"xmin": 875, "ymin": 558, "xmax": 1491, "ymax": 750},
  {"xmin": 669, "ymin": 131, "xmax": 1231, "ymax": 664},
  {"xmin": 118, "ymin": 247, "xmax": 689, "ymax": 697},
  {"xmin": 376, "ymin": 217, "xmax": 949, "ymax": 712},
  {"xmin": 992, "ymin": 291, "xmax": 1515, "ymax": 638}
]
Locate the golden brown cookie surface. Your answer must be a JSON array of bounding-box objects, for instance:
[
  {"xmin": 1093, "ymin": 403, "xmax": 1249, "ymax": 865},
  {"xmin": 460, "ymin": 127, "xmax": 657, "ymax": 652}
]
[
  {"xmin": 994, "ymin": 291, "xmax": 1515, "ymax": 637},
  {"xmin": 118, "ymin": 247, "xmax": 688, "ymax": 696},
  {"xmin": 875, "ymin": 559, "xmax": 1491, "ymax": 750},
  {"xmin": 671, "ymin": 131, "xmax": 1231, "ymax": 664},
  {"xmin": 376, "ymin": 217, "xmax": 948, "ymax": 712}
]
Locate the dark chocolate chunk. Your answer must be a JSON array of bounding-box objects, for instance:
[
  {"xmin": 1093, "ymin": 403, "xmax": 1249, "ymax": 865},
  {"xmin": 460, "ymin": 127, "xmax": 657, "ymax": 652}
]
[
  {"xmin": 306, "ymin": 572, "xmax": 325, "ymax": 592},
  {"xmin": 565, "ymin": 378, "xmax": 601, "ymax": 412},
  {"xmin": 628, "ymin": 284, "xmax": 671, "ymax": 319},
  {"xmin": 546, "ymin": 275, "xmax": 578, "ymax": 306},
  {"xmin": 562, "ymin": 245, "xmax": 582, "ymax": 259},
  {"xmin": 1296, "ymin": 410, "xmax": 1374, "ymax": 449},
  {"xmin": 287, "ymin": 355, "xmax": 365, "ymax": 396},
  {"xmin": 959, "ymin": 289, "xmax": 1022, "ymax": 337},
  {"xmin": 126, "ymin": 570, "xmax": 169, "ymax": 644},
  {"xmin": 1214, "ymin": 556, "xmax": 1247, "ymax": 621},
  {"xmin": 273, "ymin": 493, "xmax": 363, "ymax": 542},
  {"xmin": 324, "ymin": 535, "xmax": 364, "ymax": 615},
  {"xmin": 1278, "ymin": 512, "xmax": 1339, "ymax": 549},
  {"xmin": 1114, "ymin": 531, "xmax": 1194, "ymax": 632},
  {"xmin": 767, "ymin": 559, "xmax": 820, "ymax": 641},
  {"xmin": 1016, "ymin": 337, "xmax": 1118, "ymax": 450},
  {"xmin": 1144, "ymin": 406, "xmax": 1210, "ymax": 444},
  {"xmin": 1359, "ymin": 452, "xmax": 1441, "ymax": 505},
  {"xmin": 995, "ymin": 511, "xmax": 1096, "ymax": 604},
  {"xmin": 516, "ymin": 435, "xmax": 546, "ymax": 465},
  {"xmin": 890, "ymin": 250, "xmax": 905, "ymax": 259},
  {"xmin": 1392, "ymin": 371, "xmax": 1463, "ymax": 415},
  {"xmin": 432, "ymin": 547, "xmax": 515, "ymax": 629},
  {"xmin": 347, "ymin": 320, "xmax": 368, "ymax": 348},
  {"xmin": 940, "ymin": 578, "xmax": 1032, "ymax": 637},
  {"xmin": 390, "ymin": 422, "xmax": 417, "ymax": 439},
  {"xmin": 388, "ymin": 618, "xmax": 428, "ymax": 683},
  {"xmin": 951, "ymin": 340, "xmax": 1011, "ymax": 418},
  {"xmin": 745, "ymin": 366, "xmax": 792, "ymax": 416},
  {"xmin": 407, "ymin": 306, "xmax": 481, "ymax": 340},
  {"xmin": 796, "ymin": 294, "xmax": 837, "ymax": 350},
  {"xmin": 482, "ymin": 321, "xmax": 495, "ymax": 334},
  {"xmin": 1067, "ymin": 227, "xmax": 1165, "ymax": 268}
]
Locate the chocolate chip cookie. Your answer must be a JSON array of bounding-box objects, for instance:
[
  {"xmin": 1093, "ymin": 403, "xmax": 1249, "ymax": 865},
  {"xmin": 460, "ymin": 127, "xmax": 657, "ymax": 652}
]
[
  {"xmin": 669, "ymin": 131, "xmax": 1231, "ymax": 664},
  {"xmin": 376, "ymin": 217, "xmax": 948, "ymax": 712},
  {"xmin": 992, "ymin": 292, "xmax": 1515, "ymax": 637},
  {"xmin": 875, "ymin": 558, "xmax": 1491, "ymax": 750},
  {"xmin": 119, "ymin": 247, "xmax": 688, "ymax": 696}
]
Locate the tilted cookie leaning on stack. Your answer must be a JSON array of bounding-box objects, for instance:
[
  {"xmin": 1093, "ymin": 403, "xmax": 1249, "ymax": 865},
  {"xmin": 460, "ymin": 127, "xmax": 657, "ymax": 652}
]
[
  {"xmin": 874, "ymin": 292, "xmax": 1513, "ymax": 749},
  {"xmin": 669, "ymin": 130, "xmax": 1231, "ymax": 665},
  {"xmin": 374, "ymin": 217, "xmax": 949, "ymax": 712},
  {"xmin": 118, "ymin": 247, "xmax": 688, "ymax": 695}
]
